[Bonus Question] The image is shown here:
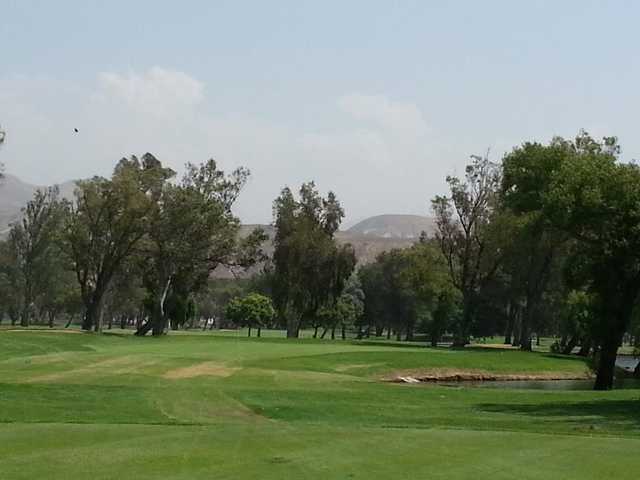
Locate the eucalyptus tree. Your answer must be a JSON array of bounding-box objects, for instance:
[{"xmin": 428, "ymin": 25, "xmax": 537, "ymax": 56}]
[
  {"xmin": 271, "ymin": 182, "xmax": 356, "ymax": 338},
  {"xmin": 135, "ymin": 159, "xmax": 265, "ymax": 336},
  {"xmin": 431, "ymin": 154, "xmax": 502, "ymax": 346},
  {"xmin": 541, "ymin": 134, "xmax": 640, "ymax": 389},
  {"xmin": 6, "ymin": 187, "xmax": 66, "ymax": 326},
  {"xmin": 64, "ymin": 154, "xmax": 168, "ymax": 331},
  {"xmin": 500, "ymin": 141, "xmax": 573, "ymax": 350}
]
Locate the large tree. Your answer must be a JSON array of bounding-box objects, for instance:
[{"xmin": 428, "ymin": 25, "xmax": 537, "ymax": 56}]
[
  {"xmin": 432, "ymin": 154, "xmax": 502, "ymax": 346},
  {"xmin": 135, "ymin": 159, "xmax": 265, "ymax": 336},
  {"xmin": 541, "ymin": 133, "xmax": 640, "ymax": 389},
  {"xmin": 500, "ymin": 140, "xmax": 573, "ymax": 350},
  {"xmin": 64, "ymin": 154, "xmax": 166, "ymax": 331},
  {"xmin": 6, "ymin": 187, "xmax": 66, "ymax": 326},
  {"xmin": 271, "ymin": 183, "xmax": 356, "ymax": 338}
]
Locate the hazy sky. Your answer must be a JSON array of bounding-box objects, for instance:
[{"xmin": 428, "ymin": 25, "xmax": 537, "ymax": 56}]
[{"xmin": 2, "ymin": 1, "xmax": 639, "ymax": 226}]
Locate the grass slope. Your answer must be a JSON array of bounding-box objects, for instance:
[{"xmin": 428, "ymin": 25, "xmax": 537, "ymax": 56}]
[{"xmin": 0, "ymin": 330, "xmax": 638, "ymax": 479}]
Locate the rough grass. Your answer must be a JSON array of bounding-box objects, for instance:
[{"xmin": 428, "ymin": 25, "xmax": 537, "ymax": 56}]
[{"xmin": 0, "ymin": 330, "xmax": 638, "ymax": 479}]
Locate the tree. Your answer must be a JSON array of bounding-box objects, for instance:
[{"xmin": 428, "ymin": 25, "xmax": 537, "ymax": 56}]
[
  {"xmin": 432, "ymin": 154, "xmax": 501, "ymax": 346},
  {"xmin": 64, "ymin": 155, "xmax": 164, "ymax": 331},
  {"xmin": 500, "ymin": 141, "xmax": 574, "ymax": 350},
  {"xmin": 317, "ymin": 291, "xmax": 363, "ymax": 340},
  {"xmin": 6, "ymin": 187, "xmax": 66, "ymax": 326},
  {"xmin": 359, "ymin": 241, "xmax": 455, "ymax": 342},
  {"xmin": 540, "ymin": 133, "xmax": 640, "ymax": 390},
  {"xmin": 0, "ymin": 239, "xmax": 21, "ymax": 324},
  {"xmin": 135, "ymin": 159, "xmax": 265, "ymax": 336},
  {"xmin": 225, "ymin": 293, "xmax": 275, "ymax": 337},
  {"xmin": 271, "ymin": 183, "xmax": 356, "ymax": 338},
  {"xmin": 551, "ymin": 290, "xmax": 596, "ymax": 355}
]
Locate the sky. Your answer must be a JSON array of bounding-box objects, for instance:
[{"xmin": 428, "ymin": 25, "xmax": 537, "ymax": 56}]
[{"xmin": 2, "ymin": 0, "xmax": 640, "ymax": 226}]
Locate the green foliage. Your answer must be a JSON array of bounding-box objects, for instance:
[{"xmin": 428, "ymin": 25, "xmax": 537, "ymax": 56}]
[
  {"xmin": 225, "ymin": 293, "xmax": 276, "ymax": 335},
  {"xmin": 64, "ymin": 155, "xmax": 162, "ymax": 331},
  {"xmin": 136, "ymin": 157, "xmax": 263, "ymax": 336},
  {"xmin": 359, "ymin": 241, "xmax": 456, "ymax": 342},
  {"xmin": 431, "ymin": 154, "xmax": 502, "ymax": 345},
  {"xmin": 0, "ymin": 187, "xmax": 68, "ymax": 326},
  {"xmin": 271, "ymin": 182, "xmax": 356, "ymax": 337}
]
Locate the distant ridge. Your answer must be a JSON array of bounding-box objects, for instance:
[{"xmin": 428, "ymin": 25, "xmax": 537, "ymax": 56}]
[
  {"xmin": 346, "ymin": 214, "xmax": 435, "ymax": 239},
  {"xmin": 1, "ymin": 175, "xmax": 432, "ymax": 266},
  {"xmin": 0, "ymin": 174, "xmax": 77, "ymax": 235}
]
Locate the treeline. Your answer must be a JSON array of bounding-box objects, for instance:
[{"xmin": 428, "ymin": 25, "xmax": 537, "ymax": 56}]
[
  {"xmin": 356, "ymin": 131, "xmax": 640, "ymax": 390},
  {"xmin": 2, "ymin": 130, "xmax": 640, "ymax": 390},
  {"xmin": 0, "ymin": 155, "xmax": 266, "ymax": 335}
]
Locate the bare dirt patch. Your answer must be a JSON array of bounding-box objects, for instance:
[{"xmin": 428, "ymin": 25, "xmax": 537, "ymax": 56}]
[
  {"xmin": 385, "ymin": 368, "xmax": 592, "ymax": 383},
  {"xmin": 26, "ymin": 355, "xmax": 142, "ymax": 383},
  {"xmin": 162, "ymin": 361, "xmax": 240, "ymax": 380}
]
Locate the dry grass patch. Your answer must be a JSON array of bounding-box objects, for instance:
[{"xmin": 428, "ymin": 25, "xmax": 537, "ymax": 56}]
[
  {"xmin": 162, "ymin": 361, "xmax": 240, "ymax": 380},
  {"xmin": 25, "ymin": 355, "xmax": 146, "ymax": 383}
]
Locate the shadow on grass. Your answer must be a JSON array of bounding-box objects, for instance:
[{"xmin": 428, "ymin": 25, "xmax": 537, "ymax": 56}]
[{"xmin": 479, "ymin": 399, "xmax": 640, "ymax": 429}]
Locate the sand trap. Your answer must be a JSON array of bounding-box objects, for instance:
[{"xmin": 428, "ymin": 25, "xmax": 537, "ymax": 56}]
[
  {"xmin": 387, "ymin": 368, "xmax": 591, "ymax": 383},
  {"xmin": 163, "ymin": 361, "xmax": 239, "ymax": 380}
]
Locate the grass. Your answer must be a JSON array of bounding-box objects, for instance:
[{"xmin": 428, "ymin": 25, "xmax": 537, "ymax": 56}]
[{"xmin": 0, "ymin": 329, "xmax": 638, "ymax": 479}]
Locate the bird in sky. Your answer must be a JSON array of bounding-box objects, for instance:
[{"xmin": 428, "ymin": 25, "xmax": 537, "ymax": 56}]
[{"xmin": 74, "ymin": 128, "xmax": 79, "ymax": 133}]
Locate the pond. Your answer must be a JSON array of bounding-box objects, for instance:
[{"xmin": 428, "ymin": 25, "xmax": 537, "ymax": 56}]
[
  {"xmin": 430, "ymin": 355, "xmax": 640, "ymax": 391},
  {"xmin": 436, "ymin": 378, "xmax": 640, "ymax": 390}
]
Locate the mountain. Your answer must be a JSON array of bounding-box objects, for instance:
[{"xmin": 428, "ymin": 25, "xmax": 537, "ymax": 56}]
[
  {"xmin": 213, "ymin": 215, "xmax": 435, "ymax": 278},
  {"xmin": 346, "ymin": 214, "xmax": 435, "ymax": 239},
  {"xmin": 0, "ymin": 174, "xmax": 77, "ymax": 236},
  {"xmin": 1, "ymin": 174, "xmax": 431, "ymax": 269}
]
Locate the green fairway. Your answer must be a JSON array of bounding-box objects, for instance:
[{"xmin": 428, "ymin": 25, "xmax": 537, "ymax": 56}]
[{"xmin": 0, "ymin": 330, "xmax": 638, "ymax": 479}]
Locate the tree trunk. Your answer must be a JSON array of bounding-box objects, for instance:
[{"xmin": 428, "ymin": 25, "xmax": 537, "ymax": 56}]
[
  {"xmin": 341, "ymin": 324, "xmax": 346, "ymax": 340},
  {"xmin": 94, "ymin": 302, "xmax": 105, "ymax": 333},
  {"xmin": 82, "ymin": 288, "xmax": 105, "ymax": 331},
  {"xmin": 320, "ymin": 327, "xmax": 328, "ymax": 339},
  {"xmin": 247, "ymin": 326, "xmax": 251, "ymax": 337},
  {"xmin": 313, "ymin": 325, "xmax": 318, "ymax": 338},
  {"xmin": 633, "ymin": 360, "xmax": 640, "ymax": 378},
  {"xmin": 331, "ymin": 326, "xmax": 336, "ymax": 340},
  {"xmin": 286, "ymin": 312, "xmax": 300, "ymax": 338},
  {"xmin": 594, "ymin": 339, "xmax": 619, "ymax": 390},
  {"xmin": 405, "ymin": 327, "xmax": 413, "ymax": 342},
  {"xmin": 453, "ymin": 302, "xmax": 472, "ymax": 347},
  {"xmin": 504, "ymin": 302, "xmax": 515, "ymax": 345},
  {"xmin": 136, "ymin": 320, "xmax": 153, "ymax": 336},
  {"xmin": 386, "ymin": 327, "xmax": 391, "ymax": 340},
  {"xmin": 257, "ymin": 327, "xmax": 261, "ymax": 337}
]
